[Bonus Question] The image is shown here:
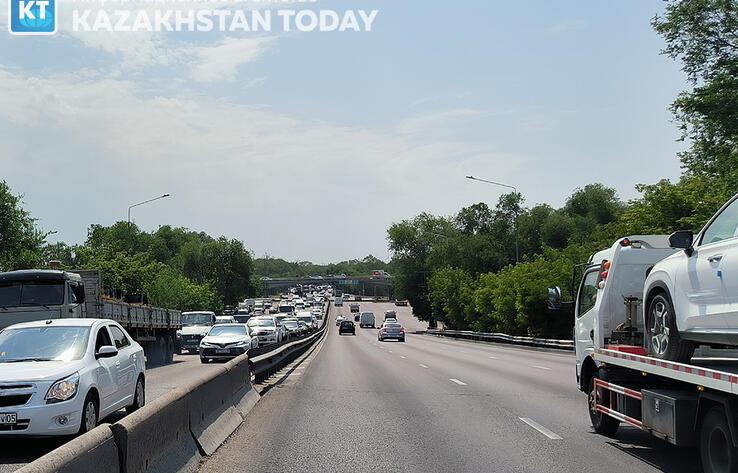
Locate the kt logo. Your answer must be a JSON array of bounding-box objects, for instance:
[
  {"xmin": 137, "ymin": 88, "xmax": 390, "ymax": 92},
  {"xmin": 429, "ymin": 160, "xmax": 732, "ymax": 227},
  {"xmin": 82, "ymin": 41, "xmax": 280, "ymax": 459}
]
[{"xmin": 8, "ymin": 0, "xmax": 56, "ymax": 35}]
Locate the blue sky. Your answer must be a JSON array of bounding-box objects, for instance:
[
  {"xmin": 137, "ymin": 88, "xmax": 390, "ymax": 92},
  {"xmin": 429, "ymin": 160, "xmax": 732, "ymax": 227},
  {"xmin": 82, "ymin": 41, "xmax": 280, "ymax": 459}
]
[{"xmin": 0, "ymin": 1, "xmax": 689, "ymax": 263}]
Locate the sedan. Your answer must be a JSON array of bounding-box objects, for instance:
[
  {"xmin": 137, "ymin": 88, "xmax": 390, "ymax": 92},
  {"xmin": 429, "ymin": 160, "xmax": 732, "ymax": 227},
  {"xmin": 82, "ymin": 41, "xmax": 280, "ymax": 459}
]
[
  {"xmin": 281, "ymin": 319, "xmax": 302, "ymax": 339},
  {"xmin": 335, "ymin": 315, "xmax": 345, "ymax": 326},
  {"xmin": 378, "ymin": 323, "xmax": 405, "ymax": 342},
  {"xmin": 339, "ymin": 320, "xmax": 356, "ymax": 335},
  {"xmin": 199, "ymin": 324, "xmax": 256, "ymax": 363},
  {"xmin": 0, "ymin": 319, "xmax": 145, "ymax": 436}
]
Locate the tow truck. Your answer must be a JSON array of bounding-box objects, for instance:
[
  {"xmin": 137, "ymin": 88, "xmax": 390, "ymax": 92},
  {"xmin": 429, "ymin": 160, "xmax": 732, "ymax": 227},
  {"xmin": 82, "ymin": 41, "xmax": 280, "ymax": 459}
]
[{"xmin": 555, "ymin": 235, "xmax": 738, "ymax": 473}]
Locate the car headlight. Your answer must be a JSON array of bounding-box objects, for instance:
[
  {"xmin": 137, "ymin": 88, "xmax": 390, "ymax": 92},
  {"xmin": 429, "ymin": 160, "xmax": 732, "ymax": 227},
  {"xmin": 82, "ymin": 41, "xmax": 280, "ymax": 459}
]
[
  {"xmin": 45, "ymin": 372, "xmax": 80, "ymax": 404},
  {"xmin": 176, "ymin": 330, "xmax": 182, "ymax": 339},
  {"xmin": 235, "ymin": 340, "xmax": 251, "ymax": 347},
  {"xmin": 200, "ymin": 341, "xmax": 214, "ymax": 347}
]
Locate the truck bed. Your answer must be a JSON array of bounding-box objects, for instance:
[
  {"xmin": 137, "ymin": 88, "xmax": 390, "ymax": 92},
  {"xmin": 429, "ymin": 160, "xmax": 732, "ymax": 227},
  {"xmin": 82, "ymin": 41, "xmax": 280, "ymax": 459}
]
[{"xmin": 596, "ymin": 347, "xmax": 738, "ymax": 394}]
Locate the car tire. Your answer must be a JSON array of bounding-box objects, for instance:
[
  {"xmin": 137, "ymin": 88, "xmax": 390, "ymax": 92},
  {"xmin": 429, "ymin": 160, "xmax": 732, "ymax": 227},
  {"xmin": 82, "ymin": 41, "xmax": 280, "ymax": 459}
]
[
  {"xmin": 126, "ymin": 376, "xmax": 145, "ymax": 414},
  {"xmin": 200, "ymin": 357, "xmax": 208, "ymax": 363},
  {"xmin": 646, "ymin": 292, "xmax": 695, "ymax": 362},
  {"xmin": 79, "ymin": 393, "xmax": 98, "ymax": 435},
  {"xmin": 700, "ymin": 406, "xmax": 738, "ymax": 473},
  {"xmin": 587, "ymin": 372, "xmax": 620, "ymax": 437}
]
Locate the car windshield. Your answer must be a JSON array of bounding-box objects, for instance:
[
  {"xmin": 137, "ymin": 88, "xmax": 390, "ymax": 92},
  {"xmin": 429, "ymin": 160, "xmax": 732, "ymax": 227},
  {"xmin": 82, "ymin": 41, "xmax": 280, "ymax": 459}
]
[
  {"xmin": 278, "ymin": 306, "xmax": 293, "ymax": 313},
  {"xmin": 248, "ymin": 318, "xmax": 275, "ymax": 327},
  {"xmin": 298, "ymin": 316, "xmax": 312, "ymax": 323},
  {"xmin": 0, "ymin": 281, "xmax": 65, "ymax": 307},
  {"xmin": 362, "ymin": 313, "xmax": 374, "ymax": 317},
  {"xmin": 208, "ymin": 325, "xmax": 247, "ymax": 337},
  {"xmin": 182, "ymin": 314, "xmax": 213, "ymax": 326},
  {"xmin": 283, "ymin": 321, "xmax": 298, "ymax": 328},
  {"xmin": 0, "ymin": 326, "xmax": 90, "ymax": 362},
  {"xmin": 385, "ymin": 324, "xmax": 402, "ymax": 329}
]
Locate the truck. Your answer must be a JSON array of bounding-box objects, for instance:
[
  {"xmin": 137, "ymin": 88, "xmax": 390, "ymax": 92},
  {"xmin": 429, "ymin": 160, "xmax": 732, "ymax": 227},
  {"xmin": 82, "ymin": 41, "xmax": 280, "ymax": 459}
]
[
  {"xmin": 0, "ymin": 269, "xmax": 181, "ymax": 365},
  {"xmin": 564, "ymin": 235, "xmax": 738, "ymax": 473}
]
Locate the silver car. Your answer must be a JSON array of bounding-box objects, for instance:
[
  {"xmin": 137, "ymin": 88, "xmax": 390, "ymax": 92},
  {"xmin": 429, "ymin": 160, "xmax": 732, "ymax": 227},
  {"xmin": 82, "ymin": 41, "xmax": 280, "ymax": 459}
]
[
  {"xmin": 378, "ymin": 322, "xmax": 405, "ymax": 342},
  {"xmin": 200, "ymin": 324, "xmax": 256, "ymax": 363}
]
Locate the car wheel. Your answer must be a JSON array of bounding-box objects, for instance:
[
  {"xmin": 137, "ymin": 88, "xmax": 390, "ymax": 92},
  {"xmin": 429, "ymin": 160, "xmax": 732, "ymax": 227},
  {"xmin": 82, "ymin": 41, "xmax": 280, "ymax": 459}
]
[
  {"xmin": 587, "ymin": 372, "xmax": 620, "ymax": 437},
  {"xmin": 79, "ymin": 393, "xmax": 98, "ymax": 435},
  {"xmin": 646, "ymin": 293, "xmax": 694, "ymax": 362},
  {"xmin": 126, "ymin": 376, "xmax": 145, "ymax": 414},
  {"xmin": 200, "ymin": 357, "xmax": 208, "ymax": 363}
]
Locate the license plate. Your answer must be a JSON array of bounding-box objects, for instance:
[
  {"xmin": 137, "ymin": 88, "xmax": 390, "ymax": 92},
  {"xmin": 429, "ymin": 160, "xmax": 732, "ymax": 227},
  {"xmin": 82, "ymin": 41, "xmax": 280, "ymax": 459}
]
[
  {"xmin": 215, "ymin": 349, "xmax": 230, "ymax": 354},
  {"xmin": 0, "ymin": 413, "xmax": 17, "ymax": 425}
]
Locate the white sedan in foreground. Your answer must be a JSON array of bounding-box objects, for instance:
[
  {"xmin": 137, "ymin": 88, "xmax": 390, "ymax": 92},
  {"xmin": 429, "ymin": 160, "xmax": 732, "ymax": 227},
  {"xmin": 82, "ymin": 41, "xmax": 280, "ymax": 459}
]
[{"xmin": 0, "ymin": 318, "xmax": 145, "ymax": 436}]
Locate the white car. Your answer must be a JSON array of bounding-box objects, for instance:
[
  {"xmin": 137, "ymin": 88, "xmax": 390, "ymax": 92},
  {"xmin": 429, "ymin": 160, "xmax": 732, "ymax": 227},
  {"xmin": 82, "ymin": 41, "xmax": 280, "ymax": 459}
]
[
  {"xmin": 200, "ymin": 324, "xmax": 256, "ymax": 363},
  {"xmin": 645, "ymin": 193, "xmax": 738, "ymax": 361},
  {"xmin": 0, "ymin": 319, "xmax": 145, "ymax": 436},
  {"xmin": 335, "ymin": 315, "xmax": 345, "ymax": 326},
  {"xmin": 247, "ymin": 316, "xmax": 281, "ymax": 345}
]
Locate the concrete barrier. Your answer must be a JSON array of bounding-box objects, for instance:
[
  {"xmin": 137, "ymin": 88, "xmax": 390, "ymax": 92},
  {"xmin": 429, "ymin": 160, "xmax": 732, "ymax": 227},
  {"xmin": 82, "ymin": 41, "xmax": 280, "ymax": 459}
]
[
  {"xmin": 428, "ymin": 329, "xmax": 574, "ymax": 351},
  {"xmin": 15, "ymin": 424, "xmax": 120, "ymax": 473},
  {"xmin": 188, "ymin": 365, "xmax": 243, "ymax": 456},
  {"xmin": 110, "ymin": 386, "xmax": 201, "ymax": 473}
]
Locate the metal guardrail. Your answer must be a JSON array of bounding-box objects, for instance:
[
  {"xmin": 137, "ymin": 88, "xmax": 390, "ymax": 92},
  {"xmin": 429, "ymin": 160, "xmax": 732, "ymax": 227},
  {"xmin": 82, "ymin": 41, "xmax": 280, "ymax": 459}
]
[
  {"xmin": 427, "ymin": 329, "xmax": 573, "ymax": 351},
  {"xmin": 249, "ymin": 304, "xmax": 330, "ymax": 382}
]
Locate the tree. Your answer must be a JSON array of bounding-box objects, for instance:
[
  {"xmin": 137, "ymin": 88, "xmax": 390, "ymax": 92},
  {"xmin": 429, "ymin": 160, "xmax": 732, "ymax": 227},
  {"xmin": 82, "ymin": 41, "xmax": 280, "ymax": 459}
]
[
  {"xmin": 653, "ymin": 1, "xmax": 738, "ymax": 188},
  {"xmin": 0, "ymin": 181, "xmax": 46, "ymax": 271}
]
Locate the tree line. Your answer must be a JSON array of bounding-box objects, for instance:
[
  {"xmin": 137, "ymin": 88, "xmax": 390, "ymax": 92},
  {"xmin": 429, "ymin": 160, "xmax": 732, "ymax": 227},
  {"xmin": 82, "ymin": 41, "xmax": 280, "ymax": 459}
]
[{"xmin": 387, "ymin": 0, "xmax": 738, "ymax": 338}]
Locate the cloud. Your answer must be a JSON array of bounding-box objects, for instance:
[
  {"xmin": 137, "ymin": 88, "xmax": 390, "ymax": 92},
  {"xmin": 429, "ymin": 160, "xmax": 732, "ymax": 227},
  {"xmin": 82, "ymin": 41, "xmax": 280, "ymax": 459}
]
[
  {"xmin": 0, "ymin": 66, "xmax": 521, "ymax": 261},
  {"xmin": 397, "ymin": 108, "xmax": 488, "ymax": 135},
  {"xmin": 190, "ymin": 36, "xmax": 276, "ymax": 82},
  {"xmin": 547, "ymin": 20, "xmax": 588, "ymax": 34}
]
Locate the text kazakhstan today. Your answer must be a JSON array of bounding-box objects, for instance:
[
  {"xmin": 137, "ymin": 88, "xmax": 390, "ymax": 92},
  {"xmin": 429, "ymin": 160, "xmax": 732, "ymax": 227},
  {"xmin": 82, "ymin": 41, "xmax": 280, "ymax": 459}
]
[{"xmin": 72, "ymin": 8, "xmax": 378, "ymax": 31}]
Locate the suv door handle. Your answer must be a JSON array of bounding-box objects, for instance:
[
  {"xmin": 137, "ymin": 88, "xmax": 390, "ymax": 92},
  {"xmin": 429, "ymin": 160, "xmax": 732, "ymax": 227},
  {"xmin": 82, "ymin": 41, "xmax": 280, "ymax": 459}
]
[{"xmin": 708, "ymin": 255, "xmax": 724, "ymax": 263}]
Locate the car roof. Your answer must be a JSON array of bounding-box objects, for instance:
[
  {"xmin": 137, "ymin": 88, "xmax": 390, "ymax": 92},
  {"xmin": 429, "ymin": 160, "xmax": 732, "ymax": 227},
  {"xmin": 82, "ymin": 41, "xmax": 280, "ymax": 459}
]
[
  {"xmin": 0, "ymin": 269, "xmax": 82, "ymax": 283},
  {"xmin": 209, "ymin": 323, "xmax": 246, "ymax": 327},
  {"xmin": 182, "ymin": 311, "xmax": 215, "ymax": 315},
  {"xmin": 7, "ymin": 318, "xmax": 111, "ymax": 329}
]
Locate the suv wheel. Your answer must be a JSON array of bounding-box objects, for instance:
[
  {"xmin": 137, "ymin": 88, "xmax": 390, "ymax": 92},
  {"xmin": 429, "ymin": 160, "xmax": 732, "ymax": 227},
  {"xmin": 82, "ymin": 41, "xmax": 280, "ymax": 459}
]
[{"xmin": 646, "ymin": 293, "xmax": 695, "ymax": 362}]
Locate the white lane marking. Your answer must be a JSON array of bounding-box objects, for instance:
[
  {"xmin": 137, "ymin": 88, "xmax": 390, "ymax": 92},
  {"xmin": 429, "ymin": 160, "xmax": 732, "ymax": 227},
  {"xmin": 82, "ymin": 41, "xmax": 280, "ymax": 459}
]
[
  {"xmin": 388, "ymin": 350, "xmax": 393, "ymax": 353},
  {"xmin": 400, "ymin": 355, "xmax": 407, "ymax": 359},
  {"xmin": 292, "ymin": 372, "xmax": 303, "ymax": 376},
  {"xmin": 489, "ymin": 356, "xmax": 500, "ymax": 360},
  {"xmin": 519, "ymin": 417, "xmax": 562, "ymax": 440},
  {"xmin": 419, "ymin": 363, "xmax": 429, "ymax": 369},
  {"xmin": 449, "ymin": 378, "xmax": 467, "ymax": 386},
  {"xmin": 532, "ymin": 365, "xmax": 552, "ymax": 371}
]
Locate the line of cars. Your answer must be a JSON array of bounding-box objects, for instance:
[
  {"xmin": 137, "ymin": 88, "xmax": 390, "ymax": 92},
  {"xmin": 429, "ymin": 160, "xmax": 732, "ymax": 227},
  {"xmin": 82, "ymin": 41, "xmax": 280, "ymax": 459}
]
[
  {"xmin": 335, "ymin": 308, "xmax": 405, "ymax": 342},
  {"xmin": 0, "ymin": 289, "xmax": 327, "ymax": 437}
]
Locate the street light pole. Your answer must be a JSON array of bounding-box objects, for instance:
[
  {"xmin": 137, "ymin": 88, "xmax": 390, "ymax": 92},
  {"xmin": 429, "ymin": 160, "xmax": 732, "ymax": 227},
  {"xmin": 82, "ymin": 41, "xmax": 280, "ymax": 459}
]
[
  {"xmin": 127, "ymin": 193, "xmax": 171, "ymax": 228},
  {"xmin": 466, "ymin": 175, "xmax": 519, "ymax": 263}
]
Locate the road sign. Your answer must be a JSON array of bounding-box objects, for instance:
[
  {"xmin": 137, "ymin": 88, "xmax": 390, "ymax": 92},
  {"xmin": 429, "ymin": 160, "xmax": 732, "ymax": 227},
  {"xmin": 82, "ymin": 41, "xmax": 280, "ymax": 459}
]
[
  {"xmin": 338, "ymin": 280, "xmax": 345, "ymax": 285},
  {"xmin": 352, "ymin": 280, "xmax": 359, "ymax": 285}
]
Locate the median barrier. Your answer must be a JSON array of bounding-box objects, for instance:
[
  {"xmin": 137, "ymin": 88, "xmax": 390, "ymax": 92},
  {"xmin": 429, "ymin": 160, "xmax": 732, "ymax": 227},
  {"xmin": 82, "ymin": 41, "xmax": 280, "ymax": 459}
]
[
  {"xmin": 15, "ymin": 424, "xmax": 119, "ymax": 473},
  {"xmin": 110, "ymin": 385, "xmax": 201, "ymax": 473},
  {"xmin": 224, "ymin": 356, "xmax": 260, "ymax": 419},
  {"xmin": 428, "ymin": 329, "xmax": 574, "ymax": 351},
  {"xmin": 188, "ymin": 365, "xmax": 243, "ymax": 456}
]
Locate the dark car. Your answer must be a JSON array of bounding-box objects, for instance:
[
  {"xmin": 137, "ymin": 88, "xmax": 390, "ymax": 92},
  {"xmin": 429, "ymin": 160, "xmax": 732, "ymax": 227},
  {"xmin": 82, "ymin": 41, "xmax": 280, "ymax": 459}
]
[
  {"xmin": 339, "ymin": 320, "xmax": 355, "ymax": 335},
  {"xmin": 354, "ymin": 314, "xmax": 360, "ymax": 322},
  {"xmin": 394, "ymin": 300, "xmax": 408, "ymax": 307}
]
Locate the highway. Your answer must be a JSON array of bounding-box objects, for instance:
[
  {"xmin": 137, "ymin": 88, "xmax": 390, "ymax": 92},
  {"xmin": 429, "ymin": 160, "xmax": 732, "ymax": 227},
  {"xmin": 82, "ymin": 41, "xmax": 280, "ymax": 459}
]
[
  {"xmin": 199, "ymin": 302, "xmax": 700, "ymax": 473},
  {"xmin": 0, "ymin": 354, "xmax": 214, "ymax": 472}
]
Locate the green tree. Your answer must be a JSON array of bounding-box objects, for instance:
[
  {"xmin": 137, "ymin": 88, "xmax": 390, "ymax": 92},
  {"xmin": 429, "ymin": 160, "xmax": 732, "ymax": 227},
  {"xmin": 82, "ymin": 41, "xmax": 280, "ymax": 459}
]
[{"xmin": 0, "ymin": 181, "xmax": 46, "ymax": 271}]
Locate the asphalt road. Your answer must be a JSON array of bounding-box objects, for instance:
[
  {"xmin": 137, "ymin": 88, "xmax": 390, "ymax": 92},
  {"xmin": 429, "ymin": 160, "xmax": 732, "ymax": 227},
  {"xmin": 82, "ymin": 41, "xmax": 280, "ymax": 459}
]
[
  {"xmin": 0, "ymin": 353, "xmax": 215, "ymax": 472},
  {"xmin": 198, "ymin": 305, "xmax": 700, "ymax": 473}
]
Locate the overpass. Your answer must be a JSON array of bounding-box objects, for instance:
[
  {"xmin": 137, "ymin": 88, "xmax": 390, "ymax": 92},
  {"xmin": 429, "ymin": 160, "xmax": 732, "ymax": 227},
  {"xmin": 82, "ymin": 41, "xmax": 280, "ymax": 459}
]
[{"xmin": 261, "ymin": 276, "xmax": 393, "ymax": 297}]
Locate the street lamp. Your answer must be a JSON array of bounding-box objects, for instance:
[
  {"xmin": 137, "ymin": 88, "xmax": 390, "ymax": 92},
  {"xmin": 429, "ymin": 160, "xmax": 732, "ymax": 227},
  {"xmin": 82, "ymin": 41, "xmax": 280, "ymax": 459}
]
[
  {"xmin": 466, "ymin": 175, "xmax": 519, "ymax": 263},
  {"xmin": 128, "ymin": 193, "xmax": 171, "ymax": 227}
]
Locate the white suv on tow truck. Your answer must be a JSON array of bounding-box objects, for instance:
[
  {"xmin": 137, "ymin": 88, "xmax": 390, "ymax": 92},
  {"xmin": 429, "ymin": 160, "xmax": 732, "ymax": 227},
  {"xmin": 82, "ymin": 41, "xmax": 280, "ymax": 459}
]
[{"xmin": 645, "ymin": 193, "xmax": 738, "ymax": 362}]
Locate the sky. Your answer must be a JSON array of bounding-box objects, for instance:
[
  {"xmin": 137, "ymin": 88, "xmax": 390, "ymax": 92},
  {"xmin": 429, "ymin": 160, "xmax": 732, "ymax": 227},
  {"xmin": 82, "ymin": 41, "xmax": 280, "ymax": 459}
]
[{"xmin": 1, "ymin": 1, "xmax": 689, "ymax": 263}]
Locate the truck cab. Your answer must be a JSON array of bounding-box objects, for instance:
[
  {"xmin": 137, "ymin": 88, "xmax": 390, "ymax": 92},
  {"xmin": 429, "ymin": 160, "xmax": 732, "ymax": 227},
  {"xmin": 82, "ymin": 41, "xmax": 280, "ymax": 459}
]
[
  {"xmin": 0, "ymin": 270, "xmax": 87, "ymax": 330},
  {"xmin": 573, "ymin": 236, "xmax": 676, "ymax": 392}
]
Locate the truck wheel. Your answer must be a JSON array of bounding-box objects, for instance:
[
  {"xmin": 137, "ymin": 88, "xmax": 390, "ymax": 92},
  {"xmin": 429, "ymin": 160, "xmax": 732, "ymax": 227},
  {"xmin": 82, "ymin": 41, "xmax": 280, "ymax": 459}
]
[
  {"xmin": 701, "ymin": 406, "xmax": 738, "ymax": 473},
  {"xmin": 646, "ymin": 293, "xmax": 694, "ymax": 362},
  {"xmin": 165, "ymin": 336, "xmax": 174, "ymax": 364},
  {"xmin": 588, "ymin": 372, "xmax": 620, "ymax": 437}
]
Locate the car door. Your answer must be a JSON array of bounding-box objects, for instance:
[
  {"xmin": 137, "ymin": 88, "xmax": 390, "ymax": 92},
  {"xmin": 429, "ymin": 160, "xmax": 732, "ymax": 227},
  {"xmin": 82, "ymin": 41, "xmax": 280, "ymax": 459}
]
[
  {"xmin": 108, "ymin": 325, "xmax": 137, "ymax": 406},
  {"xmin": 674, "ymin": 197, "xmax": 738, "ymax": 330},
  {"xmin": 575, "ymin": 268, "xmax": 600, "ymax": 367},
  {"xmin": 93, "ymin": 326, "xmax": 119, "ymax": 413}
]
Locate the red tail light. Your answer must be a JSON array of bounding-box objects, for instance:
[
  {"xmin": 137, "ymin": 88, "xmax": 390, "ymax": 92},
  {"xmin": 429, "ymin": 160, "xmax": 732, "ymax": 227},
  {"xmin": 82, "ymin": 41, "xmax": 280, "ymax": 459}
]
[
  {"xmin": 382, "ymin": 328, "xmax": 386, "ymax": 332},
  {"xmin": 400, "ymin": 328, "xmax": 405, "ymax": 332}
]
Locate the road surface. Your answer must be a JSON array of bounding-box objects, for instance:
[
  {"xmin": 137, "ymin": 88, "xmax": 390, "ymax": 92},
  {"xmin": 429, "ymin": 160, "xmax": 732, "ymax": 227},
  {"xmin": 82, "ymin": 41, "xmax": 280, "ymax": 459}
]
[{"xmin": 199, "ymin": 304, "xmax": 699, "ymax": 473}]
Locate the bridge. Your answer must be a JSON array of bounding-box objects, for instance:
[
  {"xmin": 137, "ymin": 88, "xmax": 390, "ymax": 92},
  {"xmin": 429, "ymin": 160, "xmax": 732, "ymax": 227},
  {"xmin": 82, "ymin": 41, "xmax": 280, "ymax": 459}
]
[{"xmin": 261, "ymin": 276, "xmax": 393, "ymax": 297}]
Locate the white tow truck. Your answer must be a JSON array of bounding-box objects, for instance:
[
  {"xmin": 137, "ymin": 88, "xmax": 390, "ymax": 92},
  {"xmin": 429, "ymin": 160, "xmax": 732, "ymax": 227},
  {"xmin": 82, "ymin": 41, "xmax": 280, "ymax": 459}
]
[{"xmin": 565, "ymin": 235, "xmax": 738, "ymax": 473}]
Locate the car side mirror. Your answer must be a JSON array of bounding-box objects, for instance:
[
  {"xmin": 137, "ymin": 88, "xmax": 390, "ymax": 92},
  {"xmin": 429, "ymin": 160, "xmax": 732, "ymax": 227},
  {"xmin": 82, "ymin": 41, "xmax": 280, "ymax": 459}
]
[
  {"xmin": 96, "ymin": 345, "xmax": 118, "ymax": 359},
  {"xmin": 669, "ymin": 230, "xmax": 694, "ymax": 256}
]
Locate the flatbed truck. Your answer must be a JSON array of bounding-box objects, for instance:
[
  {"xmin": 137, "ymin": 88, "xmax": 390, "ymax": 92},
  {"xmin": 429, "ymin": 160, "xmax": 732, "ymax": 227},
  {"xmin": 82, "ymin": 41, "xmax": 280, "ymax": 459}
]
[{"xmin": 567, "ymin": 236, "xmax": 738, "ymax": 473}]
